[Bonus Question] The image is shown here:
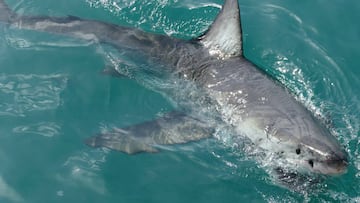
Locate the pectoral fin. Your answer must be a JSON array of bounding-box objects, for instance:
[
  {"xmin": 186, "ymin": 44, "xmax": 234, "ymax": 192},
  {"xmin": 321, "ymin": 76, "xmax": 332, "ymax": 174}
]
[
  {"xmin": 0, "ymin": 0, "xmax": 13, "ymax": 23},
  {"xmin": 85, "ymin": 112, "xmax": 214, "ymax": 154},
  {"xmin": 85, "ymin": 129, "xmax": 159, "ymax": 154},
  {"xmin": 101, "ymin": 66, "xmax": 127, "ymax": 78}
]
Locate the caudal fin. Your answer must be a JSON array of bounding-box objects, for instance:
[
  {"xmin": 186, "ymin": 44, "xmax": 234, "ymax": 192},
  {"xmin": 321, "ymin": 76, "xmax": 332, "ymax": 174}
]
[{"xmin": 0, "ymin": 0, "xmax": 13, "ymax": 23}]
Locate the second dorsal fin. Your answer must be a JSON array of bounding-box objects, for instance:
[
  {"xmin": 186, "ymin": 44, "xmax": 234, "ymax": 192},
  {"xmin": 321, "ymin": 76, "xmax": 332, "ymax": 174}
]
[{"xmin": 198, "ymin": 0, "xmax": 243, "ymax": 58}]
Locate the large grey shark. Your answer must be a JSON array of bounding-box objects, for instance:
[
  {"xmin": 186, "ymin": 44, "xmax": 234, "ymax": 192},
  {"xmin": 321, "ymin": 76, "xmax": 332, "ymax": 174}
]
[{"xmin": 0, "ymin": 0, "xmax": 348, "ymax": 175}]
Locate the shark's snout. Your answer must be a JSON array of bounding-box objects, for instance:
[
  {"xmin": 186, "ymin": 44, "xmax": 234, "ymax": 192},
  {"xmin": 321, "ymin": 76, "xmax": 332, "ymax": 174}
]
[
  {"xmin": 310, "ymin": 150, "xmax": 348, "ymax": 175},
  {"xmin": 325, "ymin": 152, "xmax": 348, "ymax": 173}
]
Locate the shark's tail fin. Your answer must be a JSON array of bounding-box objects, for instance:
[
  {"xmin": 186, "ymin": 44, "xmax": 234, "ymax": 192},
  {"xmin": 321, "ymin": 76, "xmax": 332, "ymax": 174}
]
[{"xmin": 0, "ymin": 0, "xmax": 13, "ymax": 23}]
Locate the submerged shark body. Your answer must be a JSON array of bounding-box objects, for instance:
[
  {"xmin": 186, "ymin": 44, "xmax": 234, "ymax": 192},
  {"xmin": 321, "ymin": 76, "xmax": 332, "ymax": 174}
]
[{"xmin": 0, "ymin": 0, "xmax": 348, "ymax": 175}]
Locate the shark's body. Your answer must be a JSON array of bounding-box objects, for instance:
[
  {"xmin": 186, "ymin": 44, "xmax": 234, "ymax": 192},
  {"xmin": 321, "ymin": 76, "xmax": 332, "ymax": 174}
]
[{"xmin": 0, "ymin": 0, "xmax": 348, "ymax": 175}]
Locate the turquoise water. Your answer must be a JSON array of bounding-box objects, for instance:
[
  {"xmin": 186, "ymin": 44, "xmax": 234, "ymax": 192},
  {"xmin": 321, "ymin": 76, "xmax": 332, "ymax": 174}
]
[{"xmin": 0, "ymin": 0, "xmax": 359, "ymax": 202}]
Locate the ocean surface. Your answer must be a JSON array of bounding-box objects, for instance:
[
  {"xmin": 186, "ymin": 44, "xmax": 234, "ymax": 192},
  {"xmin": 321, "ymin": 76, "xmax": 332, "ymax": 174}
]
[{"xmin": 0, "ymin": 0, "xmax": 359, "ymax": 202}]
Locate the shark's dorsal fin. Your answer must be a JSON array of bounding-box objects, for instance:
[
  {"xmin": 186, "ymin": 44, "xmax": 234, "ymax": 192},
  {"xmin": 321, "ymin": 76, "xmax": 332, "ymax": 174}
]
[{"xmin": 198, "ymin": 0, "xmax": 242, "ymax": 59}]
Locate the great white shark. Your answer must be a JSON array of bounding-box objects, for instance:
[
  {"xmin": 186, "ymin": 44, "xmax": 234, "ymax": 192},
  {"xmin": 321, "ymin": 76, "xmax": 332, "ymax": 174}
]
[{"xmin": 0, "ymin": 0, "xmax": 348, "ymax": 175}]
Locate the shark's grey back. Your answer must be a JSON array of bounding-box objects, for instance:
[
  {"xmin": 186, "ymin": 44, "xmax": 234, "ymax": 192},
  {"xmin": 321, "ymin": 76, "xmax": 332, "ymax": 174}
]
[{"xmin": 0, "ymin": 0, "xmax": 348, "ymax": 176}]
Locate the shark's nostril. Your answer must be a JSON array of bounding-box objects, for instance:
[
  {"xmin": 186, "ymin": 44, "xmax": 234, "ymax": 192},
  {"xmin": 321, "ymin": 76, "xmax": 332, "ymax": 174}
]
[{"xmin": 308, "ymin": 160, "xmax": 314, "ymax": 168}]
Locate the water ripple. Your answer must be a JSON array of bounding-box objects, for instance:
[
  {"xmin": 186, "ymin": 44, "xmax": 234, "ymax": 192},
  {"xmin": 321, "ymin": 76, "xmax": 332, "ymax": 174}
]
[
  {"xmin": 85, "ymin": 0, "xmax": 214, "ymax": 38},
  {"xmin": 13, "ymin": 121, "xmax": 61, "ymax": 137},
  {"xmin": 58, "ymin": 149, "xmax": 109, "ymax": 195},
  {"xmin": 0, "ymin": 74, "xmax": 68, "ymax": 117}
]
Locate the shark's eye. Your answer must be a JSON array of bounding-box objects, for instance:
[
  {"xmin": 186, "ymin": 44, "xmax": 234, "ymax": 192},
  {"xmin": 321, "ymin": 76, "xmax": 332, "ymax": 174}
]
[
  {"xmin": 308, "ymin": 160, "xmax": 314, "ymax": 168},
  {"xmin": 295, "ymin": 148, "xmax": 301, "ymax": 155}
]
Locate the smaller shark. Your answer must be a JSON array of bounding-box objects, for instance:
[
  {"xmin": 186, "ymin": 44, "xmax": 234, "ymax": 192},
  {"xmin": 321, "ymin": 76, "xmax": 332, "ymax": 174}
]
[{"xmin": 0, "ymin": 0, "xmax": 348, "ymax": 176}]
